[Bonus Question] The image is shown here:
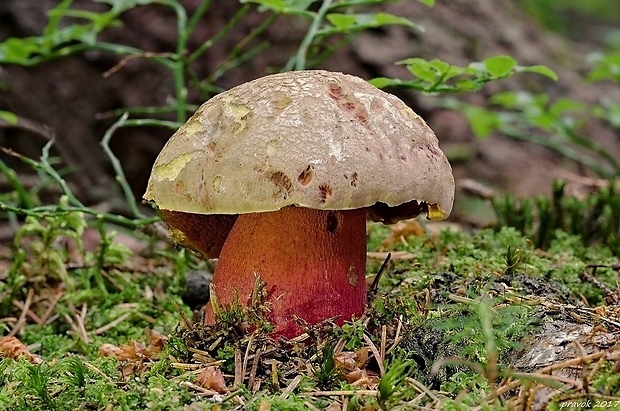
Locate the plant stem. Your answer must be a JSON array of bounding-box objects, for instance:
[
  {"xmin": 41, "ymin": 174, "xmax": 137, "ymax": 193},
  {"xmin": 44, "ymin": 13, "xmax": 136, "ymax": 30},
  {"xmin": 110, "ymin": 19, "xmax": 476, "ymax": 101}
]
[
  {"xmin": 207, "ymin": 12, "xmax": 278, "ymax": 82},
  {"xmin": 501, "ymin": 126, "xmax": 615, "ymax": 178},
  {"xmin": 189, "ymin": 4, "xmax": 250, "ymax": 64},
  {"xmin": 166, "ymin": 0, "xmax": 190, "ymax": 123},
  {"xmin": 0, "ymin": 157, "xmax": 34, "ymax": 209},
  {"xmin": 0, "ymin": 202, "xmax": 158, "ymax": 229},
  {"xmin": 96, "ymin": 104, "xmax": 198, "ymax": 119},
  {"xmin": 292, "ymin": 0, "xmax": 333, "ymax": 71},
  {"xmin": 100, "ymin": 113, "xmax": 144, "ymax": 219},
  {"xmin": 23, "ymin": 42, "xmax": 175, "ymax": 68},
  {"xmin": 185, "ymin": 0, "xmax": 213, "ymax": 37},
  {"xmin": 39, "ymin": 140, "xmax": 84, "ymax": 208},
  {"xmin": 118, "ymin": 118, "xmax": 182, "ymax": 130}
]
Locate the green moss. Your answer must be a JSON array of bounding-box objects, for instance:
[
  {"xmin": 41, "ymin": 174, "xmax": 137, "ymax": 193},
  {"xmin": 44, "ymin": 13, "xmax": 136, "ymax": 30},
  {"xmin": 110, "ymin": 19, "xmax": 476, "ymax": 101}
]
[{"xmin": 1, "ymin": 209, "xmax": 618, "ymax": 410}]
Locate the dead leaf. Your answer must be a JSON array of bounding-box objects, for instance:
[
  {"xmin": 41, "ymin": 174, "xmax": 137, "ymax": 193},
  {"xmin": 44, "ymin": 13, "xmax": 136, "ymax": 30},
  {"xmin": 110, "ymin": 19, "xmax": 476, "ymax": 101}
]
[
  {"xmin": 0, "ymin": 336, "xmax": 42, "ymax": 364},
  {"xmin": 196, "ymin": 365, "xmax": 227, "ymax": 393},
  {"xmin": 344, "ymin": 369, "xmax": 366, "ymax": 383},
  {"xmin": 366, "ymin": 251, "xmax": 416, "ymax": 260},
  {"xmin": 335, "ymin": 351, "xmax": 357, "ymax": 371},
  {"xmin": 98, "ymin": 334, "xmax": 166, "ymax": 378},
  {"xmin": 98, "ymin": 343, "xmax": 125, "ymax": 358},
  {"xmin": 147, "ymin": 329, "xmax": 168, "ymax": 351},
  {"xmin": 335, "ymin": 348, "xmax": 368, "ymax": 371},
  {"xmin": 335, "ymin": 348, "xmax": 376, "ymax": 386},
  {"xmin": 354, "ymin": 347, "xmax": 368, "ymax": 368},
  {"xmin": 98, "ymin": 329, "xmax": 167, "ymax": 362},
  {"xmin": 325, "ymin": 401, "xmax": 341, "ymax": 411},
  {"xmin": 381, "ymin": 219, "xmax": 426, "ymax": 247}
]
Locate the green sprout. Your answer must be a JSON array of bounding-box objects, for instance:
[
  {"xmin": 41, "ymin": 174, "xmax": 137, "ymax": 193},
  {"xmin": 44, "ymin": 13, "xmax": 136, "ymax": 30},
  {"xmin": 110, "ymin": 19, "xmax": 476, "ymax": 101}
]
[{"xmin": 377, "ymin": 356, "xmax": 414, "ymax": 410}]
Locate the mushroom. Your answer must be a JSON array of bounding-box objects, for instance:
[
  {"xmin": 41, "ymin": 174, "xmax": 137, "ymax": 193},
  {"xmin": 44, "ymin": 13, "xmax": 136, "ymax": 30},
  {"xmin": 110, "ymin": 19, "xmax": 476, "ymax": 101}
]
[{"xmin": 144, "ymin": 70, "xmax": 454, "ymax": 338}]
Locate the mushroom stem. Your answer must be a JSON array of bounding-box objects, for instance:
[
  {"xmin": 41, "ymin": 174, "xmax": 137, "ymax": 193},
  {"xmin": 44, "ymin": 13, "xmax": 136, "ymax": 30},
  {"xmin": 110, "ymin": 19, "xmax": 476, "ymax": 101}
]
[{"xmin": 205, "ymin": 206, "xmax": 367, "ymax": 338}]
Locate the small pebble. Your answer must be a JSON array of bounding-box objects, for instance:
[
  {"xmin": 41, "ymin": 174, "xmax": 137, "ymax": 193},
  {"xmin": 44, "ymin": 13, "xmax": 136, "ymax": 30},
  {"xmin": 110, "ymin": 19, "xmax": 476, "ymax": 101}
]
[{"xmin": 182, "ymin": 269, "xmax": 213, "ymax": 309}]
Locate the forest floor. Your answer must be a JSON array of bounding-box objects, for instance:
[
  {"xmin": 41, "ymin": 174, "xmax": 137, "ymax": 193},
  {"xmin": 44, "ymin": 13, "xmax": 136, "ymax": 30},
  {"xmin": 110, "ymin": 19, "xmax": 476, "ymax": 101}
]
[{"xmin": 1, "ymin": 212, "xmax": 619, "ymax": 410}]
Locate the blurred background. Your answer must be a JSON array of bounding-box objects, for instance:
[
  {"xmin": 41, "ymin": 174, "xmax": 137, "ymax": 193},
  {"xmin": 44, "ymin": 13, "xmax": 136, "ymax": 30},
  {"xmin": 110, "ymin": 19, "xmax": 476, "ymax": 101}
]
[{"xmin": 1, "ymin": 0, "xmax": 619, "ymax": 232}]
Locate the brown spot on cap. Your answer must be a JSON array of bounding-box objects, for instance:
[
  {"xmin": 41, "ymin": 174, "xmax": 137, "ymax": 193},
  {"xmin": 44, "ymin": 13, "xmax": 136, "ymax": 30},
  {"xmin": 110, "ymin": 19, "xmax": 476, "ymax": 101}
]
[
  {"xmin": 318, "ymin": 184, "xmax": 333, "ymax": 203},
  {"xmin": 269, "ymin": 171, "xmax": 293, "ymax": 199},
  {"xmin": 297, "ymin": 165, "xmax": 314, "ymax": 186},
  {"xmin": 328, "ymin": 84, "xmax": 343, "ymax": 100},
  {"xmin": 272, "ymin": 90, "xmax": 292, "ymax": 111},
  {"xmin": 350, "ymin": 172, "xmax": 358, "ymax": 187},
  {"xmin": 343, "ymin": 102, "xmax": 355, "ymax": 111}
]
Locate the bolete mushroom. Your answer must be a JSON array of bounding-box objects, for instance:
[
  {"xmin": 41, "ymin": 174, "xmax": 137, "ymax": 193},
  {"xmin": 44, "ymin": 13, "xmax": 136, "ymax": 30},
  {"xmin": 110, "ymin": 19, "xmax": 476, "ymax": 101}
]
[{"xmin": 144, "ymin": 70, "xmax": 454, "ymax": 338}]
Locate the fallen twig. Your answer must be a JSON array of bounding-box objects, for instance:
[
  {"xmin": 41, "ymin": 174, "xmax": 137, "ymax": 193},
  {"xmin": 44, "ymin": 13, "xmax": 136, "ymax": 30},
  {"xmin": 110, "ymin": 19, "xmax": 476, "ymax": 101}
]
[{"xmin": 8, "ymin": 288, "xmax": 34, "ymax": 337}]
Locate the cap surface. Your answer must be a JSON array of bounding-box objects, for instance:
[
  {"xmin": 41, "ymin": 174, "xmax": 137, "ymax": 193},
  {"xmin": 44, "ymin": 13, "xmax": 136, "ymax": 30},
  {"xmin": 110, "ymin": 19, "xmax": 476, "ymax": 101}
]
[{"xmin": 144, "ymin": 70, "xmax": 454, "ymax": 224}]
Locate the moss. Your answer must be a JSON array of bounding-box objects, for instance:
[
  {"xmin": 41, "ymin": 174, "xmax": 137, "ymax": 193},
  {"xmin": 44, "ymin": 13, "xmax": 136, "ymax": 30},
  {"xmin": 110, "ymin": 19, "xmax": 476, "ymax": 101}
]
[{"xmin": 1, "ymin": 216, "xmax": 618, "ymax": 410}]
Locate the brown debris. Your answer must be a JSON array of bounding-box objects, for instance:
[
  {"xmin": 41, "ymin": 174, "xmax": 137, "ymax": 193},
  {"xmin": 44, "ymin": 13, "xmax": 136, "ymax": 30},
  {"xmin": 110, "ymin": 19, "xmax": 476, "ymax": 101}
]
[
  {"xmin": 98, "ymin": 329, "xmax": 167, "ymax": 362},
  {"xmin": 0, "ymin": 336, "xmax": 42, "ymax": 364},
  {"xmin": 196, "ymin": 365, "xmax": 228, "ymax": 393},
  {"xmin": 98, "ymin": 329, "xmax": 168, "ymax": 378},
  {"xmin": 381, "ymin": 218, "xmax": 426, "ymax": 247},
  {"xmin": 335, "ymin": 348, "xmax": 379, "ymax": 387}
]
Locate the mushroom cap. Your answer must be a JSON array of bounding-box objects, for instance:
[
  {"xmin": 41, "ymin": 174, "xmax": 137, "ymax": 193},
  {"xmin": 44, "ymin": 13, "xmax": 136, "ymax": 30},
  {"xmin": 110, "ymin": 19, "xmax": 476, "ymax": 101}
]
[{"xmin": 144, "ymin": 70, "xmax": 454, "ymax": 256}]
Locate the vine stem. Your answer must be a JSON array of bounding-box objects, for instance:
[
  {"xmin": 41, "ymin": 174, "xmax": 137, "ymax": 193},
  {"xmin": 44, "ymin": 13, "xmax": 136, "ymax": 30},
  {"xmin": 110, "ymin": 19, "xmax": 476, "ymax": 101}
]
[
  {"xmin": 0, "ymin": 202, "xmax": 159, "ymax": 229},
  {"xmin": 293, "ymin": 0, "xmax": 333, "ymax": 71},
  {"xmin": 100, "ymin": 113, "xmax": 143, "ymax": 219},
  {"xmin": 0, "ymin": 157, "xmax": 34, "ymax": 209},
  {"xmin": 166, "ymin": 0, "xmax": 189, "ymax": 123}
]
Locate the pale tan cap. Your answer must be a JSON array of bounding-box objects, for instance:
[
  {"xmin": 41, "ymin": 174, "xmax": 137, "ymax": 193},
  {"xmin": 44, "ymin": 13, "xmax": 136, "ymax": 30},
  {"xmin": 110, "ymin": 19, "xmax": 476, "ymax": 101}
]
[{"xmin": 144, "ymin": 70, "xmax": 455, "ymax": 256}]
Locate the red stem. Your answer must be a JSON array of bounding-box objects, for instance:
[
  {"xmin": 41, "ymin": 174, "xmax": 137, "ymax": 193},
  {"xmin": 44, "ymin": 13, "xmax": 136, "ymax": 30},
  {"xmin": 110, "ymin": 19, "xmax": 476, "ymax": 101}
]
[{"xmin": 205, "ymin": 206, "xmax": 367, "ymax": 338}]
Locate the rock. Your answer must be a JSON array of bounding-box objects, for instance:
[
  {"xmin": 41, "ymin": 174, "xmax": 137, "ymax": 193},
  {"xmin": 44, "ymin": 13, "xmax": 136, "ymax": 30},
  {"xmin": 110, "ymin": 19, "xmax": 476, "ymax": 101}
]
[{"xmin": 182, "ymin": 269, "xmax": 214, "ymax": 310}]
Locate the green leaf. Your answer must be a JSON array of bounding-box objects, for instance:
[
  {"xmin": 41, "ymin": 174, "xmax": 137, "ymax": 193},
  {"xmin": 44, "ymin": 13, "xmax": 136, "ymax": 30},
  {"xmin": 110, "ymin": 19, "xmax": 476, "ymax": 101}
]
[
  {"xmin": 55, "ymin": 9, "xmax": 120, "ymax": 30},
  {"xmin": 373, "ymin": 55, "xmax": 555, "ymax": 95},
  {"xmin": 371, "ymin": 12, "xmax": 420, "ymax": 30},
  {"xmin": 0, "ymin": 37, "xmax": 40, "ymax": 64},
  {"xmin": 240, "ymin": 0, "xmax": 314, "ymax": 15},
  {"xmin": 489, "ymin": 91, "xmax": 529, "ymax": 109},
  {"xmin": 325, "ymin": 13, "xmax": 357, "ymax": 30},
  {"xmin": 549, "ymin": 98, "xmax": 585, "ymax": 117},
  {"xmin": 369, "ymin": 77, "xmax": 430, "ymax": 92},
  {"xmin": 0, "ymin": 110, "xmax": 18, "ymax": 125},
  {"xmin": 0, "ymin": 0, "xmax": 150, "ymax": 65},
  {"xmin": 96, "ymin": 0, "xmax": 163, "ymax": 13},
  {"xmin": 44, "ymin": 0, "xmax": 74, "ymax": 37},
  {"xmin": 405, "ymin": 58, "xmax": 441, "ymax": 83},
  {"xmin": 587, "ymin": 51, "xmax": 620, "ymax": 83},
  {"xmin": 329, "ymin": 0, "xmax": 400, "ymax": 7},
  {"xmin": 461, "ymin": 105, "xmax": 501, "ymax": 138},
  {"xmin": 593, "ymin": 103, "xmax": 620, "ymax": 127},
  {"xmin": 285, "ymin": 0, "xmax": 315, "ymax": 11},
  {"xmin": 241, "ymin": 0, "xmax": 286, "ymax": 11},
  {"xmin": 517, "ymin": 65, "xmax": 558, "ymax": 81},
  {"xmin": 483, "ymin": 55, "xmax": 517, "ymax": 78},
  {"xmin": 325, "ymin": 12, "xmax": 422, "ymax": 33},
  {"xmin": 369, "ymin": 77, "xmax": 400, "ymax": 88},
  {"xmin": 417, "ymin": 0, "xmax": 435, "ymax": 5},
  {"xmin": 453, "ymin": 78, "xmax": 478, "ymax": 92},
  {"xmin": 399, "ymin": 58, "xmax": 450, "ymax": 81}
]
